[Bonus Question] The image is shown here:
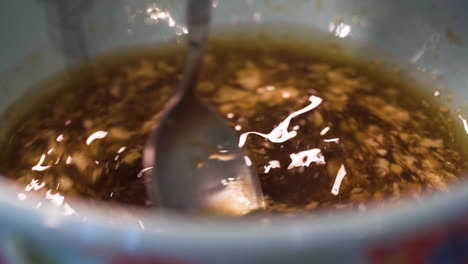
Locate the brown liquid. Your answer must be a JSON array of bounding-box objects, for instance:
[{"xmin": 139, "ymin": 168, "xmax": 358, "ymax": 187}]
[{"xmin": 1, "ymin": 38, "xmax": 466, "ymax": 213}]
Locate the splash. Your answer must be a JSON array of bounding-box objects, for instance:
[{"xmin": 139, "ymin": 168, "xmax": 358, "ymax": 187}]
[{"xmin": 239, "ymin": 96, "xmax": 323, "ymax": 147}]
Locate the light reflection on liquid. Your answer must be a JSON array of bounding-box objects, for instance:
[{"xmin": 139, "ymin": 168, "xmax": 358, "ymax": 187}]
[
  {"xmin": 329, "ymin": 22, "xmax": 351, "ymax": 38},
  {"xmin": 264, "ymin": 160, "xmax": 280, "ymax": 173},
  {"xmin": 32, "ymin": 154, "xmax": 51, "ymax": 172},
  {"xmin": 25, "ymin": 179, "xmax": 45, "ymax": 191},
  {"xmin": 56, "ymin": 134, "xmax": 64, "ymax": 142},
  {"xmin": 288, "ymin": 148, "xmax": 325, "ymax": 169},
  {"xmin": 324, "ymin": 138, "xmax": 340, "ymax": 143},
  {"xmin": 239, "ymin": 95, "xmax": 322, "ymax": 147},
  {"xmin": 244, "ymin": 156, "xmax": 253, "ymax": 166},
  {"xmin": 137, "ymin": 167, "xmax": 153, "ymax": 178},
  {"xmin": 86, "ymin": 130, "xmax": 108, "ymax": 145},
  {"xmin": 320, "ymin": 127, "xmax": 330, "ymax": 136},
  {"xmin": 145, "ymin": 4, "xmax": 188, "ymax": 36},
  {"xmin": 18, "ymin": 178, "xmax": 77, "ymax": 217},
  {"xmin": 331, "ymin": 164, "xmax": 347, "ymax": 195},
  {"xmin": 458, "ymin": 115, "xmax": 468, "ymax": 135},
  {"xmin": 117, "ymin": 146, "xmax": 127, "ymax": 154}
]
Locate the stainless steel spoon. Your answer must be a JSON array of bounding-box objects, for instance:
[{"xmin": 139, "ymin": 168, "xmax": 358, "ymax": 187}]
[{"xmin": 143, "ymin": 0, "xmax": 265, "ymax": 216}]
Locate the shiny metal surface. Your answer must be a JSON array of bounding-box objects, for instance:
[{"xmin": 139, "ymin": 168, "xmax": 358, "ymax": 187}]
[{"xmin": 143, "ymin": 0, "xmax": 265, "ymax": 215}]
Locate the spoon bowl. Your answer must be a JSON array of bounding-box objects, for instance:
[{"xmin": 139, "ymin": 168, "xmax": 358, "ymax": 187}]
[{"xmin": 143, "ymin": 0, "xmax": 265, "ymax": 215}]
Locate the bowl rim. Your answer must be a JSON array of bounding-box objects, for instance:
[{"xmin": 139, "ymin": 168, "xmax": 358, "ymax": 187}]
[{"xmin": 1, "ymin": 175, "xmax": 467, "ymax": 255}]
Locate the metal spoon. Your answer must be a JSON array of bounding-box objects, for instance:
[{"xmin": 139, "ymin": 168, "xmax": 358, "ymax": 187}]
[{"xmin": 143, "ymin": 0, "xmax": 265, "ymax": 216}]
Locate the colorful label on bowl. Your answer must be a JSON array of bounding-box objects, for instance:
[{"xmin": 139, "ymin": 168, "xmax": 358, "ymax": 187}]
[{"xmin": 368, "ymin": 217, "xmax": 468, "ymax": 264}]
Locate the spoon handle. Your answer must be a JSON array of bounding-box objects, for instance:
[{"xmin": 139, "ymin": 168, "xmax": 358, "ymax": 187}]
[{"xmin": 176, "ymin": 0, "xmax": 212, "ymax": 97}]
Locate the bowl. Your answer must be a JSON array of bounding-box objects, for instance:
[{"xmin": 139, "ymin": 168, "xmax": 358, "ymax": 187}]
[{"xmin": 0, "ymin": 0, "xmax": 467, "ymax": 263}]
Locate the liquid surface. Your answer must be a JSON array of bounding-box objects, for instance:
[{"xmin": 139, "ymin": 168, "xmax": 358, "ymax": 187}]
[{"xmin": 1, "ymin": 39, "xmax": 467, "ymax": 213}]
